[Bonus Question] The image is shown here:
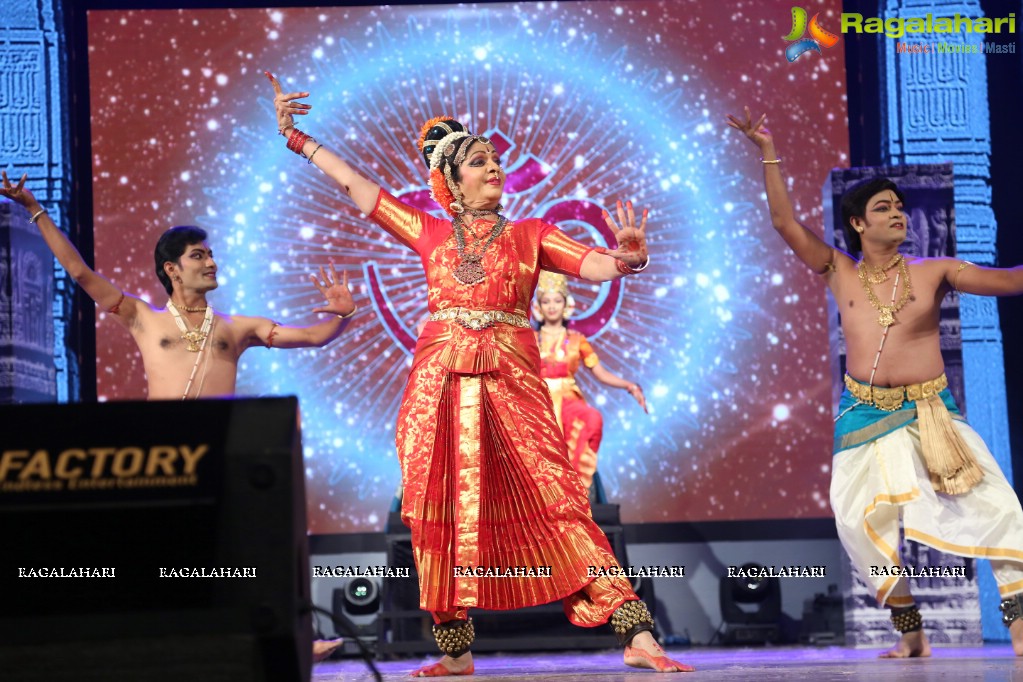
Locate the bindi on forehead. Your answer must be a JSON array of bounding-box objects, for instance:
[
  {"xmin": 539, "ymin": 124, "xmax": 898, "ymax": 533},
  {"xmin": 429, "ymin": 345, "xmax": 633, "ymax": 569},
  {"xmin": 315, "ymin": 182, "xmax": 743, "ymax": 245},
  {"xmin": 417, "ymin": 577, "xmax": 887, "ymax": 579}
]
[{"xmin": 466, "ymin": 141, "xmax": 496, "ymax": 155}]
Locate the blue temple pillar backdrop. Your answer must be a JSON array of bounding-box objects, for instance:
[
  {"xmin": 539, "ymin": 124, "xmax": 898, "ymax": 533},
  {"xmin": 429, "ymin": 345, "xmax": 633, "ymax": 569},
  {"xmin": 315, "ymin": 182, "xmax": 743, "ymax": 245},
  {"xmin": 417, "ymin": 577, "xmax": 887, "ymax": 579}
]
[{"xmin": 0, "ymin": 0, "xmax": 77, "ymax": 403}]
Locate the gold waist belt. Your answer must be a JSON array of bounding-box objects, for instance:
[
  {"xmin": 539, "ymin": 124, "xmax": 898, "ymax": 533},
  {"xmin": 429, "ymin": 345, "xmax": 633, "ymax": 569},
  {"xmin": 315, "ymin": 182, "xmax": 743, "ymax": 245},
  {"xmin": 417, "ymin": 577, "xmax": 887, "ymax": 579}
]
[
  {"xmin": 844, "ymin": 373, "xmax": 948, "ymax": 413},
  {"xmin": 430, "ymin": 308, "xmax": 531, "ymax": 331}
]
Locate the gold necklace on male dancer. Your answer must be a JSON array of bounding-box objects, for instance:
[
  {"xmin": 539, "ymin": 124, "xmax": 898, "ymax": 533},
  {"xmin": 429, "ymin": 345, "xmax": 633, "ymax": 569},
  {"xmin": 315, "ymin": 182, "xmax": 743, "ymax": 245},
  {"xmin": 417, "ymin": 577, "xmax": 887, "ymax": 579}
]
[
  {"xmin": 167, "ymin": 301, "xmax": 214, "ymax": 352},
  {"xmin": 857, "ymin": 253, "xmax": 913, "ymax": 328},
  {"xmin": 452, "ymin": 209, "xmax": 508, "ymax": 286}
]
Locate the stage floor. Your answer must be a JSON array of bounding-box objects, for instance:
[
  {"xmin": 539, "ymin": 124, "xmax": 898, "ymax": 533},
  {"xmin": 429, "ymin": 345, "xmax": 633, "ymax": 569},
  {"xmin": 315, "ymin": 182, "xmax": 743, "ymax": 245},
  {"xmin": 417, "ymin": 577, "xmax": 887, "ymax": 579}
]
[{"xmin": 312, "ymin": 644, "xmax": 1023, "ymax": 681}]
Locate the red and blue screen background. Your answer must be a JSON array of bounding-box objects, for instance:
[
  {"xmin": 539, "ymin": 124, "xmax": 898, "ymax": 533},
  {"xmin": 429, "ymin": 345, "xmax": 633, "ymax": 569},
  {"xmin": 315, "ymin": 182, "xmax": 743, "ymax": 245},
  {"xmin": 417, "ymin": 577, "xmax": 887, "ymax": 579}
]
[{"xmin": 87, "ymin": 1, "xmax": 849, "ymax": 532}]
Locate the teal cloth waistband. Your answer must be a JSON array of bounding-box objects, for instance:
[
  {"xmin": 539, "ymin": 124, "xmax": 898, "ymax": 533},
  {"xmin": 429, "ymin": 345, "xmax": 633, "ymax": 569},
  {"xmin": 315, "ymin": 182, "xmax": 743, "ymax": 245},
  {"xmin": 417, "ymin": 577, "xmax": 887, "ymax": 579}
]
[{"xmin": 833, "ymin": 385, "xmax": 963, "ymax": 455}]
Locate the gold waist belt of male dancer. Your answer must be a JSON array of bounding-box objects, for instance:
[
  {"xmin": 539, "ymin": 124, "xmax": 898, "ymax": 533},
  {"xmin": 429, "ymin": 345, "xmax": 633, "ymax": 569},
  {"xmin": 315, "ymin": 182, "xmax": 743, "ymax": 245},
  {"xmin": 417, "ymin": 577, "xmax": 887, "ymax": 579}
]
[
  {"xmin": 843, "ymin": 373, "xmax": 948, "ymax": 412},
  {"xmin": 844, "ymin": 372, "xmax": 982, "ymax": 496},
  {"xmin": 430, "ymin": 308, "xmax": 531, "ymax": 331}
]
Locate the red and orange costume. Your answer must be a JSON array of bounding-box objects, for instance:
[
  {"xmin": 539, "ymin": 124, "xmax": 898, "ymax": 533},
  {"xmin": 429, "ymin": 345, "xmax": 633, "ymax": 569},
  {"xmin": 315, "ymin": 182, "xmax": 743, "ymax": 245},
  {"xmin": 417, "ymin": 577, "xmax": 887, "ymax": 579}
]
[
  {"xmin": 537, "ymin": 325, "xmax": 603, "ymax": 489},
  {"xmin": 370, "ymin": 189, "xmax": 639, "ymax": 626}
]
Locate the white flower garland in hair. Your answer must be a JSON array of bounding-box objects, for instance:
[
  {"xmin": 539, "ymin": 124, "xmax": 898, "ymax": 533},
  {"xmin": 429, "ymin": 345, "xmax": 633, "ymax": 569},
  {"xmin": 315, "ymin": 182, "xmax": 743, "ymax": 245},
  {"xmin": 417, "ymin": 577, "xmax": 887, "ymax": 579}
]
[{"xmin": 428, "ymin": 131, "xmax": 470, "ymax": 171}]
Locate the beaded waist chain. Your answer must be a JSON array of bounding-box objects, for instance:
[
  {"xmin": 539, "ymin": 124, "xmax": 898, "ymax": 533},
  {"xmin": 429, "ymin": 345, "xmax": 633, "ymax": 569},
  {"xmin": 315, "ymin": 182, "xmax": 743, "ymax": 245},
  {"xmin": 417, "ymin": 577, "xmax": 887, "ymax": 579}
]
[
  {"xmin": 844, "ymin": 373, "xmax": 948, "ymax": 413},
  {"xmin": 429, "ymin": 308, "xmax": 531, "ymax": 331}
]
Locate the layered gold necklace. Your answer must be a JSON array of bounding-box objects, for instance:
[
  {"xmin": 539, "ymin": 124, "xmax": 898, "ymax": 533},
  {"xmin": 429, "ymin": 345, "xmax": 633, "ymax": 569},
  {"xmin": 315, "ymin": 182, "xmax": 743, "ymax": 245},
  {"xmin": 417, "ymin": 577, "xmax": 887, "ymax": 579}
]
[
  {"xmin": 452, "ymin": 210, "xmax": 508, "ymax": 286},
  {"xmin": 857, "ymin": 254, "xmax": 913, "ymax": 328},
  {"xmin": 167, "ymin": 301, "xmax": 214, "ymax": 352}
]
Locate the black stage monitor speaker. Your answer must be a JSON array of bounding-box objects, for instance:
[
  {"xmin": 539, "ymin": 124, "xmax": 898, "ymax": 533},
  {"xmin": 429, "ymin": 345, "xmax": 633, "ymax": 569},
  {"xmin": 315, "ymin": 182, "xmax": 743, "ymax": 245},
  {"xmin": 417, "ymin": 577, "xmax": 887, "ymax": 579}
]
[{"xmin": 0, "ymin": 398, "xmax": 312, "ymax": 682}]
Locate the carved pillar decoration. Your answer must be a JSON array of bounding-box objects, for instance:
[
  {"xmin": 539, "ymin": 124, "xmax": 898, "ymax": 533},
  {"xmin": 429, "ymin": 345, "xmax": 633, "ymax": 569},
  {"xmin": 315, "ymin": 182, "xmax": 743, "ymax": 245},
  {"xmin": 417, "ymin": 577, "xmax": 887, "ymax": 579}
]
[
  {"xmin": 0, "ymin": 0, "xmax": 76, "ymax": 403},
  {"xmin": 0, "ymin": 203, "xmax": 55, "ymax": 402},
  {"xmin": 880, "ymin": 0, "xmax": 1011, "ymax": 641}
]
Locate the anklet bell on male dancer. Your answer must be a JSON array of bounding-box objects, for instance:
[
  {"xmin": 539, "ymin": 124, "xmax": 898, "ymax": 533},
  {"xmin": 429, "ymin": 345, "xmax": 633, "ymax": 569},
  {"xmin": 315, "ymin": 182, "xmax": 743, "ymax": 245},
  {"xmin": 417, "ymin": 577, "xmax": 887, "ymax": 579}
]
[
  {"xmin": 265, "ymin": 70, "xmax": 693, "ymax": 675},
  {"xmin": 729, "ymin": 106, "xmax": 1023, "ymax": 659}
]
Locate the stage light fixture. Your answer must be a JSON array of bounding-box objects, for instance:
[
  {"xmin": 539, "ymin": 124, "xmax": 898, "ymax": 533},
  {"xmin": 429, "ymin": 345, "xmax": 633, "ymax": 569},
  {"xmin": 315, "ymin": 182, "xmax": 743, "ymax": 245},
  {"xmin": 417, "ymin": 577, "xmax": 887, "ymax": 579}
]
[
  {"xmin": 340, "ymin": 577, "xmax": 380, "ymax": 617},
  {"xmin": 718, "ymin": 562, "xmax": 782, "ymax": 645}
]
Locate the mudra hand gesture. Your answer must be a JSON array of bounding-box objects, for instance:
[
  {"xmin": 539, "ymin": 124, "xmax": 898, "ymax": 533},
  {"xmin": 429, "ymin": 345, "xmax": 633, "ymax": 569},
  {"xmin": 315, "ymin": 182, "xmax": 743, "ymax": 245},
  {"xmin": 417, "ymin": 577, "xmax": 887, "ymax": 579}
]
[
  {"xmin": 602, "ymin": 200, "xmax": 649, "ymax": 268},
  {"xmin": 310, "ymin": 262, "xmax": 356, "ymax": 317},
  {"xmin": 0, "ymin": 171, "xmax": 36, "ymax": 208},
  {"xmin": 726, "ymin": 106, "xmax": 774, "ymax": 151},
  {"xmin": 264, "ymin": 70, "xmax": 311, "ymax": 135}
]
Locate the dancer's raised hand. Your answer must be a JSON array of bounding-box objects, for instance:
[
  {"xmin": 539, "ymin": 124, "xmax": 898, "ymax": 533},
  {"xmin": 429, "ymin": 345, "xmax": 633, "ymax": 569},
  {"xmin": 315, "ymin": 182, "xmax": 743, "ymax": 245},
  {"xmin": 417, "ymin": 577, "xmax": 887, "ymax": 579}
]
[
  {"xmin": 264, "ymin": 70, "xmax": 311, "ymax": 135},
  {"xmin": 602, "ymin": 199, "xmax": 649, "ymax": 268},
  {"xmin": 726, "ymin": 106, "xmax": 773, "ymax": 151}
]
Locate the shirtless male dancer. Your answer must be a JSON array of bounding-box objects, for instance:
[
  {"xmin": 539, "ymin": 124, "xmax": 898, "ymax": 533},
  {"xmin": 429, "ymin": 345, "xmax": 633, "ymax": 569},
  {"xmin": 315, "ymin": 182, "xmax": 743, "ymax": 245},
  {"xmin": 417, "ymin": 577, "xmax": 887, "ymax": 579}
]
[
  {"xmin": 728, "ymin": 108, "xmax": 1023, "ymax": 658},
  {"xmin": 2, "ymin": 170, "xmax": 351, "ymax": 659}
]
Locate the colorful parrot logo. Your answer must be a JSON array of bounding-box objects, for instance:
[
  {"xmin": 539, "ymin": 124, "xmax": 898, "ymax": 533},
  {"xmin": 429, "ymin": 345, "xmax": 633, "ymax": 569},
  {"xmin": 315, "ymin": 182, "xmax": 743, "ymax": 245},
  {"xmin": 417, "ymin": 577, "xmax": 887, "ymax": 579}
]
[{"xmin": 784, "ymin": 7, "xmax": 840, "ymax": 62}]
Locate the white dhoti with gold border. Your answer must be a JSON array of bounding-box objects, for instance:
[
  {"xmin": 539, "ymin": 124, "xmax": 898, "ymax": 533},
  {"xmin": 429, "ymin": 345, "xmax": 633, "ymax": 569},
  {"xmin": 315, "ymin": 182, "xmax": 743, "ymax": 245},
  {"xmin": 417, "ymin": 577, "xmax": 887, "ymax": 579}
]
[{"xmin": 831, "ymin": 379, "xmax": 1023, "ymax": 608}]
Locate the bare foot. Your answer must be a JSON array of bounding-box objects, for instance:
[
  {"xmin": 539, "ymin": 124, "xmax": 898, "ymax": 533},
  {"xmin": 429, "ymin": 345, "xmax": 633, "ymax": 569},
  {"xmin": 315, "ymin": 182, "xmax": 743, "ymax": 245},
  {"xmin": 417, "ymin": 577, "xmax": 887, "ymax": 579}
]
[
  {"xmin": 623, "ymin": 631, "xmax": 695, "ymax": 673},
  {"xmin": 879, "ymin": 629, "xmax": 931, "ymax": 658},
  {"xmin": 409, "ymin": 652, "xmax": 474, "ymax": 677},
  {"xmin": 1010, "ymin": 619, "xmax": 1023, "ymax": 656},
  {"xmin": 312, "ymin": 638, "xmax": 343, "ymax": 662}
]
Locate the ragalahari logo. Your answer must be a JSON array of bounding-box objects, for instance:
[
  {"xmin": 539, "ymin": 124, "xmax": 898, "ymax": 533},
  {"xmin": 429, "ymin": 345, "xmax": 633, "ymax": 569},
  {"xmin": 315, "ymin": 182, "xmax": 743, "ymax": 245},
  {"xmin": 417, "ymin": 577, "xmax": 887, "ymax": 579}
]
[{"xmin": 784, "ymin": 7, "xmax": 840, "ymax": 62}]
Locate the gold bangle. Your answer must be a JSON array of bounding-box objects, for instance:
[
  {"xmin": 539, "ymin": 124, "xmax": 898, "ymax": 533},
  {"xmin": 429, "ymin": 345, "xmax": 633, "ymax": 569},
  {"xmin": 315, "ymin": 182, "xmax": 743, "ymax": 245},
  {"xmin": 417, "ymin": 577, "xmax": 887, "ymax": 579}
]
[
  {"xmin": 337, "ymin": 305, "xmax": 358, "ymax": 320},
  {"xmin": 760, "ymin": 157, "xmax": 782, "ymax": 165}
]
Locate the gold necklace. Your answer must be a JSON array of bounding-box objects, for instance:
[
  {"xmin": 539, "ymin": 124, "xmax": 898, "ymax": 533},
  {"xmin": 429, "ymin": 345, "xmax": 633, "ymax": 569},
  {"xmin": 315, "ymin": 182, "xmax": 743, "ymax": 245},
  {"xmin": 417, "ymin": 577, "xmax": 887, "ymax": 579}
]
[
  {"xmin": 167, "ymin": 302, "xmax": 214, "ymax": 352},
  {"xmin": 539, "ymin": 326, "xmax": 567, "ymax": 360},
  {"xmin": 857, "ymin": 254, "xmax": 913, "ymax": 328},
  {"xmin": 863, "ymin": 253, "xmax": 902, "ymax": 285}
]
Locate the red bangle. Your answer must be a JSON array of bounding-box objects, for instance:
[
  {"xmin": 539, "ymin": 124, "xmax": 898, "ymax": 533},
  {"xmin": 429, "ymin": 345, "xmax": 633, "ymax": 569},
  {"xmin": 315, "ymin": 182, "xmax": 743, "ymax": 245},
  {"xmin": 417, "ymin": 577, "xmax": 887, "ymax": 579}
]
[
  {"xmin": 287, "ymin": 128, "xmax": 310, "ymax": 154},
  {"xmin": 266, "ymin": 322, "xmax": 280, "ymax": 348},
  {"xmin": 597, "ymin": 246, "xmax": 648, "ymax": 275},
  {"xmin": 617, "ymin": 257, "xmax": 650, "ymax": 275}
]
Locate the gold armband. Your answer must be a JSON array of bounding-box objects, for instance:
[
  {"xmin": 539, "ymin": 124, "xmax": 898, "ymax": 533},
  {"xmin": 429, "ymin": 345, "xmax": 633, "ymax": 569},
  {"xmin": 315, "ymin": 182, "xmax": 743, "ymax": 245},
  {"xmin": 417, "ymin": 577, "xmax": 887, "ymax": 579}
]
[{"xmin": 953, "ymin": 261, "xmax": 974, "ymax": 293}]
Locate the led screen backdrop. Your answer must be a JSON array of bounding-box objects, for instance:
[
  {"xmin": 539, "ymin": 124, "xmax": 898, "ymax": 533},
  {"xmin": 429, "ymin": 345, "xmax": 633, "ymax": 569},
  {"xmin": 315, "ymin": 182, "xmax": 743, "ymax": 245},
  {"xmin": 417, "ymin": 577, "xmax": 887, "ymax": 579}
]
[{"xmin": 87, "ymin": 1, "xmax": 849, "ymax": 532}]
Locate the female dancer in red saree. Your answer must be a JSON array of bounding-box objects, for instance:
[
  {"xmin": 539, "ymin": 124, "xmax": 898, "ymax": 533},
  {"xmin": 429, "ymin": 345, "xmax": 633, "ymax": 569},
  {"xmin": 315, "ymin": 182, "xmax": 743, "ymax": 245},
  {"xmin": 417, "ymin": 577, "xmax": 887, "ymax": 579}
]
[
  {"xmin": 534, "ymin": 271, "xmax": 647, "ymax": 492},
  {"xmin": 266, "ymin": 73, "xmax": 691, "ymax": 675}
]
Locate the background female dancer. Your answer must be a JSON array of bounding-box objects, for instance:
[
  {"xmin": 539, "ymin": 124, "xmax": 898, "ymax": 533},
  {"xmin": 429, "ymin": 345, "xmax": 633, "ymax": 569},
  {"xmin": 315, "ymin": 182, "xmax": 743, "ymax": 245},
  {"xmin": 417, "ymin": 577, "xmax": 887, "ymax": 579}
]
[{"xmin": 534, "ymin": 270, "xmax": 646, "ymax": 495}]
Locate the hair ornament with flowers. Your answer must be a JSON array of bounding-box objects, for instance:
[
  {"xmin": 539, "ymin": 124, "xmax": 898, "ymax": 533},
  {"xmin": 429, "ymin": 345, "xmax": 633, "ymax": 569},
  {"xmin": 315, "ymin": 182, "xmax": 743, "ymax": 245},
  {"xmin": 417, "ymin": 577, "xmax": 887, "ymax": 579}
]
[
  {"xmin": 419, "ymin": 116, "xmax": 468, "ymax": 216},
  {"xmin": 417, "ymin": 116, "xmax": 497, "ymax": 218}
]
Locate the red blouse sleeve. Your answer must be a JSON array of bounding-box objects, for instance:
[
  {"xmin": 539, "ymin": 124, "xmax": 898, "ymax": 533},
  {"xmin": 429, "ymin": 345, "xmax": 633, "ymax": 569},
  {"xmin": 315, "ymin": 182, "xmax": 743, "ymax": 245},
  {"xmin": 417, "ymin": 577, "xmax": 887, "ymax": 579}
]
[
  {"xmin": 368, "ymin": 188, "xmax": 450, "ymax": 256},
  {"xmin": 538, "ymin": 223, "xmax": 595, "ymax": 278}
]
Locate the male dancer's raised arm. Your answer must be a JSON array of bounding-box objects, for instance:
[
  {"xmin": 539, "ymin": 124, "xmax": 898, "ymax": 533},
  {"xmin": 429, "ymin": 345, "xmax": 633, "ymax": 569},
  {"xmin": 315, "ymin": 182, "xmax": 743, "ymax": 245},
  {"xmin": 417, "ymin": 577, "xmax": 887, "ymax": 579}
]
[
  {"xmin": 726, "ymin": 107, "xmax": 846, "ymax": 278},
  {"xmin": 2, "ymin": 171, "xmax": 138, "ymax": 324}
]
